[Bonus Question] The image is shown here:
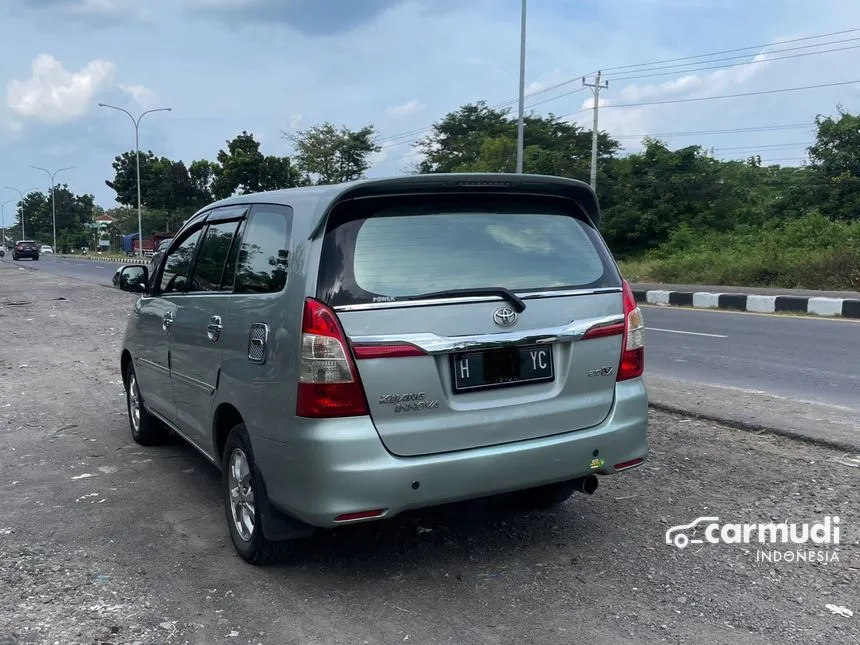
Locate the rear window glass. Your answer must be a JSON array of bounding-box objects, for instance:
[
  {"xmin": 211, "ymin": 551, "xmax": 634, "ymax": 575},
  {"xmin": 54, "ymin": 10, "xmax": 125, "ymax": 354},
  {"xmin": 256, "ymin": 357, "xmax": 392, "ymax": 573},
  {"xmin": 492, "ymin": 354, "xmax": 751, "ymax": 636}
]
[{"xmin": 317, "ymin": 197, "xmax": 619, "ymax": 308}]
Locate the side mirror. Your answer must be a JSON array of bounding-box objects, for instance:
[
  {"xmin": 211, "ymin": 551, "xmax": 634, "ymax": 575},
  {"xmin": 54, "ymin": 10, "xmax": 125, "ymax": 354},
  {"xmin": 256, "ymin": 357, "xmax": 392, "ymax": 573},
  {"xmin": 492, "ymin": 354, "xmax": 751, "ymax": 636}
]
[{"xmin": 117, "ymin": 265, "xmax": 150, "ymax": 293}]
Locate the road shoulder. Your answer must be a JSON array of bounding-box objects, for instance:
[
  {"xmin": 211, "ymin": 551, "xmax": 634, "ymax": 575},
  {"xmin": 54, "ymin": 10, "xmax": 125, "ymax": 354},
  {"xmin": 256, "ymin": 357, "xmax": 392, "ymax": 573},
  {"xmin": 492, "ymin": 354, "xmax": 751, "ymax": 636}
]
[{"xmin": 645, "ymin": 374, "xmax": 860, "ymax": 453}]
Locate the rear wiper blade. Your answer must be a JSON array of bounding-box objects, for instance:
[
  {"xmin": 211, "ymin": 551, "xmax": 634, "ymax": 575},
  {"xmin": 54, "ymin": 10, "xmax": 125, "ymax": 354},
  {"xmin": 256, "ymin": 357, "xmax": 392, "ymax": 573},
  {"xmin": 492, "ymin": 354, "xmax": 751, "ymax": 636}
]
[{"xmin": 406, "ymin": 287, "xmax": 526, "ymax": 312}]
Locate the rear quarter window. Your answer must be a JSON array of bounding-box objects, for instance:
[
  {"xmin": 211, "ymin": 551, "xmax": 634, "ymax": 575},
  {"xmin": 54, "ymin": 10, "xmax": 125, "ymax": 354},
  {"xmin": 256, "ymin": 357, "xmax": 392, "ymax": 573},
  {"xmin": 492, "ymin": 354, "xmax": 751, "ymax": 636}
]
[{"xmin": 317, "ymin": 195, "xmax": 620, "ymax": 307}]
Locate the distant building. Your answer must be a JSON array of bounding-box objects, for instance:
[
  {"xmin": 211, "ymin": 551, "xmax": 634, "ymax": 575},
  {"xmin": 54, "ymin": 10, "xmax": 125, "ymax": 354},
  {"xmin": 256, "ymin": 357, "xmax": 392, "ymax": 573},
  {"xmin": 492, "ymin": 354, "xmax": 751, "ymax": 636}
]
[{"xmin": 93, "ymin": 213, "xmax": 117, "ymax": 229}]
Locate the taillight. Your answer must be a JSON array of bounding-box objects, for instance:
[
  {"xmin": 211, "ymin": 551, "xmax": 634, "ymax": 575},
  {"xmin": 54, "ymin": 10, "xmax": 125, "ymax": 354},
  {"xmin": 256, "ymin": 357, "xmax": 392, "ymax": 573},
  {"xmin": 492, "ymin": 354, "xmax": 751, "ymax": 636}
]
[
  {"xmin": 352, "ymin": 343, "xmax": 425, "ymax": 360},
  {"xmin": 296, "ymin": 298, "xmax": 369, "ymax": 418},
  {"xmin": 617, "ymin": 280, "xmax": 645, "ymax": 381}
]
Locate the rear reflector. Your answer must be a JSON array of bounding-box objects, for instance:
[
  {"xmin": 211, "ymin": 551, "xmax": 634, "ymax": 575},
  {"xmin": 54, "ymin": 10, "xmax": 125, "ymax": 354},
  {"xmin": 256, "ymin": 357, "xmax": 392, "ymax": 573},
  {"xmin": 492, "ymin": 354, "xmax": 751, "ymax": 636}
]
[
  {"xmin": 352, "ymin": 343, "xmax": 426, "ymax": 360},
  {"xmin": 614, "ymin": 457, "xmax": 644, "ymax": 471},
  {"xmin": 334, "ymin": 509, "xmax": 386, "ymax": 522}
]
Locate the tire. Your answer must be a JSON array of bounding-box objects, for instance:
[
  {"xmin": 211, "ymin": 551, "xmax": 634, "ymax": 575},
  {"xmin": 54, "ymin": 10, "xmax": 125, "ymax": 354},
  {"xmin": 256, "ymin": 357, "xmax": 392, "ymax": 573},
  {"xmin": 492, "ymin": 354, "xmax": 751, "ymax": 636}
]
[
  {"xmin": 505, "ymin": 481, "xmax": 577, "ymax": 512},
  {"xmin": 222, "ymin": 423, "xmax": 293, "ymax": 565},
  {"xmin": 124, "ymin": 363, "xmax": 169, "ymax": 446}
]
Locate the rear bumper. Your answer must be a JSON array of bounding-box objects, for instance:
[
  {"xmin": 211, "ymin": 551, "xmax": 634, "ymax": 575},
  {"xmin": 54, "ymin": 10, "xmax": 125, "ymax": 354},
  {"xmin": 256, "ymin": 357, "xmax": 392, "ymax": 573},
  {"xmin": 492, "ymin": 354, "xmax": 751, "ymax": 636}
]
[{"xmin": 253, "ymin": 379, "xmax": 649, "ymax": 528}]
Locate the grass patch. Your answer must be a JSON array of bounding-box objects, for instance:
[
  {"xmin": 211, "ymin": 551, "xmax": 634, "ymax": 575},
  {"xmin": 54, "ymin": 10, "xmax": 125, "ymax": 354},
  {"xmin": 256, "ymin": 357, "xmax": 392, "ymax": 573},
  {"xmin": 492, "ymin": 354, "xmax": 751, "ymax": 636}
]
[{"xmin": 616, "ymin": 213, "xmax": 860, "ymax": 291}]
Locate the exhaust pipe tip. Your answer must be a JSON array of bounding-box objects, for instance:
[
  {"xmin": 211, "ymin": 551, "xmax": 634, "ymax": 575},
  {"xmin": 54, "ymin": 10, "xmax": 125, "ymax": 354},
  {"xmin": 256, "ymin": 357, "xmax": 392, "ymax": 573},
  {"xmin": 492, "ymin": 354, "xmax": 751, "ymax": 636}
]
[{"xmin": 574, "ymin": 474, "xmax": 599, "ymax": 495}]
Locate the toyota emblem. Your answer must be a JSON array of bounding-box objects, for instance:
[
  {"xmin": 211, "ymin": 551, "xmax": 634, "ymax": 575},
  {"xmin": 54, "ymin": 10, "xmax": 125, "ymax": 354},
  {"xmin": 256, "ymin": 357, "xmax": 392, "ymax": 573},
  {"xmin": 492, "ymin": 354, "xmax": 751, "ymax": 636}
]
[{"xmin": 492, "ymin": 306, "xmax": 518, "ymax": 328}]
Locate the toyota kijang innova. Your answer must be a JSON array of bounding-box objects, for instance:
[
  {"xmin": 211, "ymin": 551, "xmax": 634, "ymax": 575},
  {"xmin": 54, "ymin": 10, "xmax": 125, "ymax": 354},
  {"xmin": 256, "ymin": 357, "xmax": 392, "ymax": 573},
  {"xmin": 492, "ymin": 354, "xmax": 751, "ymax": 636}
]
[{"xmin": 115, "ymin": 173, "xmax": 649, "ymax": 564}]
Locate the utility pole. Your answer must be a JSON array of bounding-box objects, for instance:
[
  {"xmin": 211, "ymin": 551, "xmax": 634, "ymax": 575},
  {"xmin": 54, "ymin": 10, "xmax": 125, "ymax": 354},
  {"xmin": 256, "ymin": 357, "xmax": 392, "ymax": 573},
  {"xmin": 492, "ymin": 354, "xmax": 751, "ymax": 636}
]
[
  {"xmin": 29, "ymin": 166, "xmax": 74, "ymax": 252},
  {"xmin": 515, "ymin": 0, "xmax": 527, "ymax": 174},
  {"xmin": 98, "ymin": 104, "xmax": 172, "ymax": 258},
  {"xmin": 0, "ymin": 200, "xmax": 11, "ymax": 249},
  {"xmin": 582, "ymin": 71, "xmax": 608, "ymax": 190}
]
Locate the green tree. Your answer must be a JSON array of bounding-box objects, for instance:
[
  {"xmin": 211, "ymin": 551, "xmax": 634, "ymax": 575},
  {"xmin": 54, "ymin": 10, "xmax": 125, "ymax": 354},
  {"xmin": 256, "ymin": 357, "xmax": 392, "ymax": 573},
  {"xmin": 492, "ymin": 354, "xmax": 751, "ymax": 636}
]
[
  {"xmin": 808, "ymin": 108, "xmax": 860, "ymax": 220},
  {"xmin": 189, "ymin": 159, "xmax": 217, "ymax": 207},
  {"xmin": 106, "ymin": 151, "xmax": 197, "ymax": 216},
  {"xmin": 413, "ymin": 102, "xmax": 618, "ymax": 180},
  {"xmin": 285, "ymin": 122, "xmax": 380, "ymax": 185},
  {"xmin": 13, "ymin": 185, "xmax": 97, "ymax": 251},
  {"xmin": 212, "ymin": 131, "xmax": 302, "ymax": 199}
]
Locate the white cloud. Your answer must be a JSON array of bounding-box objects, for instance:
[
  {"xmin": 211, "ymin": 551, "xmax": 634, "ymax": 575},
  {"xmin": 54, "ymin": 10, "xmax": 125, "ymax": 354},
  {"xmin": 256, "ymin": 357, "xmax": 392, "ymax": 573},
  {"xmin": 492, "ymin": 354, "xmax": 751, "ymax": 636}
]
[
  {"xmin": 368, "ymin": 141, "xmax": 393, "ymax": 167},
  {"xmin": 287, "ymin": 113, "xmax": 303, "ymax": 130},
  {"xmin": 525, "ymin": 67, "xmax": 573, "ymax": 96},
  {"xmin": 6, "ymin": 54, "xmax": 116, "ymax": 124},
  {"xmin": 617, "ymin": 51, "xmax": 771, "ymax": 103},
  {"xmin": 43, "ymin": 0, "xmax": 151, "ymax": 22},
  {"xmin": 565, "ymin": 41, "xmax": 800, "ymax": 152},
  {"xmin": 119, "ymin": 84, "xmax": 160, "ymax": 110},
  {"xmin": 385, "ymin": 99, "xmax": 425, "ymax": 118}
]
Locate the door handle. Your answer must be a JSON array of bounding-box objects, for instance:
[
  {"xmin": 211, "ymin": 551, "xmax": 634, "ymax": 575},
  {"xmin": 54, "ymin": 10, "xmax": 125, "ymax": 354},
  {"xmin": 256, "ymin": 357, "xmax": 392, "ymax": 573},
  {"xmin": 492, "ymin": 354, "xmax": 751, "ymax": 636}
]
[
  {"xmin": 207, "ymin": 315, "xmax": 223, "ymax": 342},
  {"xmin": 162, "ymin": 311, "xmax": 173, "ymax": 332}
]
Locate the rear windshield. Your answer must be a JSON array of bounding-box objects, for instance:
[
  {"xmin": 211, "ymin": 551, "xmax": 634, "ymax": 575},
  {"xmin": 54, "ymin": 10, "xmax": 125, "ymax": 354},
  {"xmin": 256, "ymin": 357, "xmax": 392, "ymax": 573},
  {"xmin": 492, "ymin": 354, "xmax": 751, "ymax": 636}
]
[{"xmin": 317, "ymin": 195, "xmax": 620, "ymax": 308}]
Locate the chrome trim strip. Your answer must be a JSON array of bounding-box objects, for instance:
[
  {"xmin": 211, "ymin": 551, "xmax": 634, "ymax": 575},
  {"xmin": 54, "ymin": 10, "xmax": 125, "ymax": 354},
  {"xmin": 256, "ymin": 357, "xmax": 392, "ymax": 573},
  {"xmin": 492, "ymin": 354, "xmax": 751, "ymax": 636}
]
[
  {"xmin": 332, "ymin": 287, "xmax": 622, "ymax": 312},
  {"xmin": 171, "ymin": 370, "xmax": 216, "ymax": 395},
  {"xmin": 137, "ymin": 357, "xmax": 169, "ymax": 374},
  {"xmin": 349, "ymin": 313, "xmax": 625, "ymax": 354}
]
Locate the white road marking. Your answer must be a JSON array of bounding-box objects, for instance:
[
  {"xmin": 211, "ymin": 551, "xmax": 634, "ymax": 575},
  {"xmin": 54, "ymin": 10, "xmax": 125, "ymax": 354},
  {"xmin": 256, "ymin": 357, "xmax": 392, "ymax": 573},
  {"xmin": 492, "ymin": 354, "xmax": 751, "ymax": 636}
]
[{"xmin": 647, "ymin": 327, "xmax": 728, "ymax": 338}]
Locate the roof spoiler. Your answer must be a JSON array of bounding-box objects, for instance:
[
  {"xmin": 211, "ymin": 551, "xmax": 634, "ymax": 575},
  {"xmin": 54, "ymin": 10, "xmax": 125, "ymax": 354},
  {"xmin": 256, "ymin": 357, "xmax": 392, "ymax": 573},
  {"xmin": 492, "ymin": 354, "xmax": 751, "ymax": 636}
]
[{"xmin": 308, "ymin": 173, "xmax": 603, "ymax": 239}]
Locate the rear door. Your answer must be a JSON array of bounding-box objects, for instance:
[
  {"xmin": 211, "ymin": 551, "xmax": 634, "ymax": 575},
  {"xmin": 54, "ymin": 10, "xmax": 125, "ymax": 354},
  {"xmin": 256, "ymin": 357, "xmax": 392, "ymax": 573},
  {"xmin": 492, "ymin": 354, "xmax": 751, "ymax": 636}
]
[
  {"xmin": 169, "ymin": 206, "xmax": 247, "ymax": 449},
  {"xmin": 316, "ymin": 193, "xmax": 626, "ymax": 457}
]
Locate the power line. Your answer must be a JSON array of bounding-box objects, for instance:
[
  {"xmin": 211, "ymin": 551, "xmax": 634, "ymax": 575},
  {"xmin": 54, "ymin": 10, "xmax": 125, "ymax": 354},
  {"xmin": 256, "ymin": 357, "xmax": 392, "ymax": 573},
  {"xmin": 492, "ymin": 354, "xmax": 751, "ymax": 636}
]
[
  {"xmin": 613, "ymin": 123, "xmax": 812, "ymax": 140},
  {"xmin": 722, "ymin": 156, "xmax": 809, "ymax": 164},
  {"xmin": 713, "ymin": 142, "xmax": 811, "ymax": 151},
  {"xmin": 559, "ymin": 79, "xmax": 860, "ymax": 118},
  {"xmin": 599, "ymin": 27, "xmax": 860, "ymax": 73},
  {"xmin": 606, "ymin": 42, "xmax": 860, "ymax": 83},
  {"xmin": 604, "ymin": 36, "xmax": 860, "ymax": 80},
  {"xmin": 372, "ymin": 27, "xmax": 860, "ymax": 149},
  {"xmin": 374, "ymin": 122, "xmax": 818, "ymax": 167},
  {"xmin": 376, "ymin": 87, "xmax": 590, "ymax": 149}
]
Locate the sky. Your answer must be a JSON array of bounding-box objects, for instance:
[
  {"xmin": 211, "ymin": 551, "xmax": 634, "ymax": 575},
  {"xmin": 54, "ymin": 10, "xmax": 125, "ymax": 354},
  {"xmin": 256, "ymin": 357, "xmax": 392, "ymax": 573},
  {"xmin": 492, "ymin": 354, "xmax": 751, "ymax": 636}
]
[{"xmin": 1, "ymin": 0, "xmax": 859, "ymax": 213}]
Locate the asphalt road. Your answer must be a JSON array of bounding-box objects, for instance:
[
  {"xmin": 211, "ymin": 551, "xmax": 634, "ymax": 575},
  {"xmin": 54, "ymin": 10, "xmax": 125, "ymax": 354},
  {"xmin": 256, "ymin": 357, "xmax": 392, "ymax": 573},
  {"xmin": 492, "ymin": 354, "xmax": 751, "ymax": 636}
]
[
  {"xmin": 642, "ymin": 306, "xmax": 859, "ymax": 411},
  {"xmin": 6, "ymin": 255, "xmax": 858, "ymax": 411},
  {"xmin": 2, "ymin": 253, "xmax": 123, "ymax": 285},
  {"xmin": 1, "ymin": 263, "xmax": 858, "ymax": 645}
]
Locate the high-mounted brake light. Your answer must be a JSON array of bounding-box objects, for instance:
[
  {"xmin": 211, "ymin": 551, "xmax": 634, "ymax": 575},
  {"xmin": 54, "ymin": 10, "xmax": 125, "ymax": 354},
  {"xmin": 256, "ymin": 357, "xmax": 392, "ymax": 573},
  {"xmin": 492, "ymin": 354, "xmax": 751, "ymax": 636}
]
[
  {"xmin": 617, "ymin": 280, "xmax": 645, "ymax": 381},
  {"xmin": 296, "ymin": 298, "xmax": 369, "ymax": 418}
]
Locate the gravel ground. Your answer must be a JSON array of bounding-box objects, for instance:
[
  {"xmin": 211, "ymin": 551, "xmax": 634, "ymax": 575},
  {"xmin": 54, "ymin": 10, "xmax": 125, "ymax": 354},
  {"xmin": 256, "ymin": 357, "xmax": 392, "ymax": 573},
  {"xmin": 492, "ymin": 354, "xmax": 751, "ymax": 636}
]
[{"xmin": 0, "ymin": 259, "xmax": 858, "ymax": 645}]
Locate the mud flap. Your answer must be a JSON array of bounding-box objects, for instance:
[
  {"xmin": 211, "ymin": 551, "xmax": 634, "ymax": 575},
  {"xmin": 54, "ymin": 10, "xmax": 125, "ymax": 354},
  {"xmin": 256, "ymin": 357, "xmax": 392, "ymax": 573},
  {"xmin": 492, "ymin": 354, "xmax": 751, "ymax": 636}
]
[{"xmin": 253, "ymin": 464, "xmax": 316, "ymax": 541}]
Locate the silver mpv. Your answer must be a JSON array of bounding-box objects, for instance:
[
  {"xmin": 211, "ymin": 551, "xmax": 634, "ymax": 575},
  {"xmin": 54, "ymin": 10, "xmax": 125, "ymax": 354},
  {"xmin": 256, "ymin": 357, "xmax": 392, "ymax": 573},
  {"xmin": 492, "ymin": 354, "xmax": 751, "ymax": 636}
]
[{"xmin": 115, "ymin": 173, "xmax": 649, "ymax": 564}]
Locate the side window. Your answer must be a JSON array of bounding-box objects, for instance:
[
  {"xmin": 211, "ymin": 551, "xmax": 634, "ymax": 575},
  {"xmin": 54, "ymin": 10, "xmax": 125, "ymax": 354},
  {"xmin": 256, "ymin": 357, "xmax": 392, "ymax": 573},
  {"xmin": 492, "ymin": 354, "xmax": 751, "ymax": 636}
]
[
  {"xmin": 234, "ymin": 205, "xmax": 292, "ymax": 294},
  {"xmin": 188, "ymin": 220, "xmax": 241, "ymax": 292},
  {"xmin": 160, "ymin": 228, "xmax": 204, "ymax": 293},
  {"xmin": 220, "ymin": 219, "xmax": 246, "ymax": 292}
]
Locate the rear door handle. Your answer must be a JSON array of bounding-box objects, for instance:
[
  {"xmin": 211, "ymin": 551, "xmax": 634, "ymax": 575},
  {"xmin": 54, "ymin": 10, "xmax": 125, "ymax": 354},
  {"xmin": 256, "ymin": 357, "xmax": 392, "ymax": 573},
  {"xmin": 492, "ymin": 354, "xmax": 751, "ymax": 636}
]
[
  {"xmin": 207, "ymin": 315, "xmax": 223, "ymax": 342},
  {"xmin": 162, "ymin": 311, "xmax": 173, "ymax": 332}
]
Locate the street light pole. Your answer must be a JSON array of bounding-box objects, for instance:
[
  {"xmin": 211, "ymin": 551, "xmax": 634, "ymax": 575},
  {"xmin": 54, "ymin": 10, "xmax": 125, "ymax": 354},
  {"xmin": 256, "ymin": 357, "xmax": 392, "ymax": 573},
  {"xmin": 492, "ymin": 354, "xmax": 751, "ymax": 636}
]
[
  {"xmin": 29, "ymin": 166, "xmax": 74, "ymax": 252},
  {"xmin": 4, "ymin": 186, "xmax": 37, "ymax": 240},
  {"xmin": 98, "ymin": 103, "xmax": 172, "ymax": 258},
  {"xmin": 0, "ymin": 200, "xmax": 11, "ymax": 249},
  {"xmin": 515, "ymin": 0, "xmax": 528, "ymax": 174}
]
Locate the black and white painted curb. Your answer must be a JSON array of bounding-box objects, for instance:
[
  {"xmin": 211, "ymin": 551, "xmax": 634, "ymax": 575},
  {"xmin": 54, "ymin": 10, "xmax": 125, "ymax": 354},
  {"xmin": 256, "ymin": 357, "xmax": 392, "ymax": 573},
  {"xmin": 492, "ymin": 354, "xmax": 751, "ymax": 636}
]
[{"xmin": 632, "ymin": 289, "xmax": 860, "ymax": 319}]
